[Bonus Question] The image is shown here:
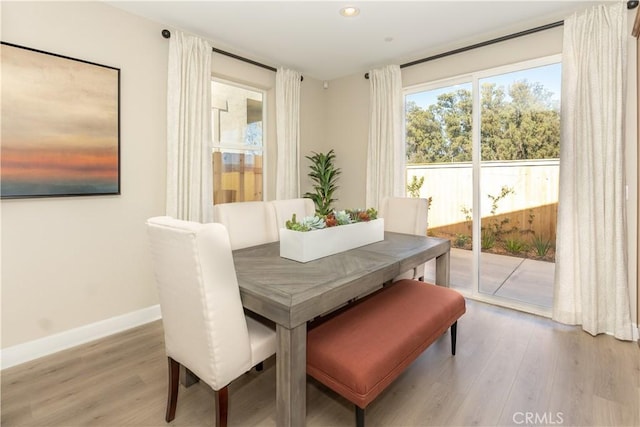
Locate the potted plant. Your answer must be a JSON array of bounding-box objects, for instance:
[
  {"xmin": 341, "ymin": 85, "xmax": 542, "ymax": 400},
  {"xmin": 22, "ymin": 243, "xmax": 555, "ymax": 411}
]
[
  {"xmin": 303, "ymin": 149, "xmax": 340, "ymax": 216},
  {"xmin": 280, "ymin": 208, "xmax": 384, "ymax": 262}
]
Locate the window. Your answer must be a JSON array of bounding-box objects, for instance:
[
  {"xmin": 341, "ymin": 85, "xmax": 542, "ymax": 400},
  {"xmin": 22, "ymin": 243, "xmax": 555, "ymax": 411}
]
[
  {"xmin": 211, "ymin": 79, "xmax": 265, "ymax": 204},
  {"xmin": 405, "ymin": 55, "xmax": 561, "ymax": 314}
]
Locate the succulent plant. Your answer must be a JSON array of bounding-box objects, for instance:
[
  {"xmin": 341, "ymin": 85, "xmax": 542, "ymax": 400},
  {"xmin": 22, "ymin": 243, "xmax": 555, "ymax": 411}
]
[
  {"xmin": 286, "ymin": 208, "xmax": 377, "ymax": 232},
  {"xmin": 285, "ymin": 213, "xmax": 327, "ymax": 232},
  {"xmin": 301, "ymin": 215, "xmax": 326, "ymax": 230},
  {"xmin": 345, "ymin": 208, "xmax": 378, "ymax": 222},
  {"xmin": 325, "ymin": 213, "xmax": 338, "ymax": 227},
  {"xmin": 334, "ymin": 210, "xmax": 352, "ymax": 225},
  {"xmin": 366, "ymin": 207, "xmax": 378, "ymax": 220},
  {"xmin": 286, "ymin": 213, "xmax": 309, "ymax": 231}
]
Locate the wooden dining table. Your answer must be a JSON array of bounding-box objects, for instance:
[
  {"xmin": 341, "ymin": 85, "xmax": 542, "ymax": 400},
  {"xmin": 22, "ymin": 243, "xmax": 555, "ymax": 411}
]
[{"xmin": 232, "ymin": 231, "xmax": 451, "ymax": 427}]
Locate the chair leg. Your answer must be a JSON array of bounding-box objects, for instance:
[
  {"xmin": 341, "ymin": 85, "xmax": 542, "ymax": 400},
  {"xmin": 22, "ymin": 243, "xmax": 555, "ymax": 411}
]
[
  {"xmin": 451, "ymin": 321, "xmax": 458, "ymax": 355},
  {"xmin": 355, "ymin": 405, "xmax": 365, "ymax": 427},
  {"xmin": 181, "ymin": 366, "xmax": 200, "ymax": 387},
  {"xmin": 166, "ymin": 357, "xmax": 180, "ymax": 422},
  {"xmin": 214, "ymin": 386, "xmax": 229, "ymax": 427}
]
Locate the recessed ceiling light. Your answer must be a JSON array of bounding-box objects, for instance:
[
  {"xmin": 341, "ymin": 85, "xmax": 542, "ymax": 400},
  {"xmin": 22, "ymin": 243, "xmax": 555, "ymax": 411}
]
[{"xmin": 339, "ymin": 6, "xmax": 360, "ymax": 17}]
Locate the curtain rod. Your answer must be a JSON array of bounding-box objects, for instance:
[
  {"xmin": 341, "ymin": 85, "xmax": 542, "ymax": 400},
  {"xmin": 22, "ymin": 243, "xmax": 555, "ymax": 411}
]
[
  {"xmin": 364, "ymin": 0, "xmax": 639, "ymax": 79},
  {"xmin": 161, "ymin": 29, "xmax": 303, "ymax": 81},
  {"xmin": 364, "ymin": 21, "xmax": 562, "ymax": 79}
]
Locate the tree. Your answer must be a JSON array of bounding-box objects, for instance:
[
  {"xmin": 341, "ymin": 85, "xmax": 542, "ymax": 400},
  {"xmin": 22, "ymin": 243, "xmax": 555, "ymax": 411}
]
[
  {"xmin": 405, "ymin": 79, "xmax": 560, "ymax": 164},
  {"xmin": 433, "ymin": 89, "xmax": 473, "ymax": 162},
  {"xmin": 405, "ymin": 101, "xmax": 444, "ymax": 163}
]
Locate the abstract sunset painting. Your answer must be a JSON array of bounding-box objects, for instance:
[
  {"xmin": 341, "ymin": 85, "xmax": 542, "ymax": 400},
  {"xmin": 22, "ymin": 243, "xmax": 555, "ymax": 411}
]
[{"xmin": 1, "ymin": 43, "xmax": 120, "ymax": 198}]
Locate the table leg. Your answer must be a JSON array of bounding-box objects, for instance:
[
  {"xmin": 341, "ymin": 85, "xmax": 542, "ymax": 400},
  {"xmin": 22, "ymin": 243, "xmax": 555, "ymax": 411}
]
[
  {"xmin": 276, "ymin": 323, "xmax": 307, "ymax": 427},
  {"xmin": 436, "ymin": 250, "xmax": 450, "ymax": 287}
]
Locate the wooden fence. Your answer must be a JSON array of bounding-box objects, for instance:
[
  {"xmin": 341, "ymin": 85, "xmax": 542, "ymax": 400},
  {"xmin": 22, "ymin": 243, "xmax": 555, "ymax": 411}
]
[
  {"xmin": 213, "ymin": 152, "xmax": 263, "ymax": 204},
  {"xmin": 429, "ymin": 202, "xmax": 558, "ymax": 241},
  {"xmin": 408, "ymin": 159, "xmax": 559, "ymax": 241}
]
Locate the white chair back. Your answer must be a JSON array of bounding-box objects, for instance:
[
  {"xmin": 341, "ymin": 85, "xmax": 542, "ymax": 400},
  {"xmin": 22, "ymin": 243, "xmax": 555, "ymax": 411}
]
[
  {"xmin": 380, "ymin": 197, "xmax": 429, "ymax": 281},
  {"xmin": 380, "ymin": 197, "xmax": 429, "ymax": 236},
  {"xmin": 271, "ymin": 198, "xmax": 316, "ymax": 230},
  {"xmin": 212, "ymin": 201, "xmax": 279, "ymax": 250},
  {"xmin": 146, "ymin": 217, "xmax": 252, "ymax": 390}
]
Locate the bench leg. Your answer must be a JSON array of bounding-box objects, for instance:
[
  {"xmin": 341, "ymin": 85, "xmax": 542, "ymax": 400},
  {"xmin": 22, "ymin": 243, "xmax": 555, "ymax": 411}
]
[
  {"xmin": 451, "ymin": 321, "xmax": 458, "ymax": 355},
  {"xmin": 355, "ymin": 406, "xmax": 365, "ymax": 427}
]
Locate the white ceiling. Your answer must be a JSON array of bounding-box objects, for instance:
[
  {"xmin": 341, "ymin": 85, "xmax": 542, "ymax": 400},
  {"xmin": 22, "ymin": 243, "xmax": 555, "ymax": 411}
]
[{"xmin": 108, "ymin": 1, "xmax": 609, "ymax": 81}]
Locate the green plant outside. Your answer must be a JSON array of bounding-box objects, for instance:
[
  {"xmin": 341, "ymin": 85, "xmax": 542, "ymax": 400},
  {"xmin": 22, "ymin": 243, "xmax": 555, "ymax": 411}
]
[
  {"xmin": 481, "ymin": 230, "xmax": 496, "ymax": 250},
  {"xmin": 454, "ymin": 233, "xmax": 470, "ymax": 248},
  {"xmin": 531, "ymin": 234, "xmax": 553, "ymax": 257},
  {"xmin": 504, "ymin": 237, "xmax": 528, "ymax": 255},
  {"xmin": 407, "ymin": 176, "xmax": 424, "ymax": 198}
]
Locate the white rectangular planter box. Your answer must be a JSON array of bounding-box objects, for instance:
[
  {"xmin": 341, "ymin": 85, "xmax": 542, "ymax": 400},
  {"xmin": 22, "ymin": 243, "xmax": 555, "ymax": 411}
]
[{"xmin": 279, "ymin": 218, "xmax": 384, "ymax": 263}]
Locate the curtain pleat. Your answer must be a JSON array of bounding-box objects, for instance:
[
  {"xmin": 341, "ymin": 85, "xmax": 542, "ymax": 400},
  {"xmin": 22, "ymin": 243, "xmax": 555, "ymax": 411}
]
[
  {"xmin": 276, "ymin": 67, "xmax": 301, "ymax": 200},
  {"xmin": 166, "ymin": 31, "xmax": 213, "ymax": 222},
  {"xmin": 553, "ymin": 3, "xmax": 633, "ymax": 340},
  {"xmin": 366, "ymin": 65, "xmax": 404, "ymax": 210}
]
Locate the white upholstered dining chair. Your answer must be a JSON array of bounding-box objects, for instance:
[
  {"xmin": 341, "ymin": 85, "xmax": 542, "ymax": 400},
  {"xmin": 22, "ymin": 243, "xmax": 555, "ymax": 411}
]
[
  {"xmin": 146, "ymin": 216, "xmax": 276, "ymax": 427},
  {"xmin": 212, "ymin": 201, "xmax": 279, "ymax": 250},
  {"xmin": 379, "ymin": 197, "xmax": 430, "ymax": 281},
  {"xmin": 271, "ymin": 198, "xmax": 316, "ymax": 230}
]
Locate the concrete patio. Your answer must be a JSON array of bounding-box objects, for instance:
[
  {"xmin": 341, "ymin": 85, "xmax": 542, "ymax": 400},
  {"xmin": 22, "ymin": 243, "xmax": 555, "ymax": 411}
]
[{"xmin": 424, "ymin": 248, "xmax": 555, "ymax": 309}]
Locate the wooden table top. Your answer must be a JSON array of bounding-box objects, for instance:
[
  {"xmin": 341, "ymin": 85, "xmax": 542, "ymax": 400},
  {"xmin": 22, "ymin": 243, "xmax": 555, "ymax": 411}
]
[{"xmin": 233, "ymin": 232, "xmax": 450, "ymax": 328}]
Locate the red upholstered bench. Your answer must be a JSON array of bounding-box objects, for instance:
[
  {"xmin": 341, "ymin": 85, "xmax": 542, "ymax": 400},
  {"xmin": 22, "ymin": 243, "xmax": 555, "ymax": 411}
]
[{"xmin": 307, "ymin": 279, "xmax": 466, "ymax": 427}]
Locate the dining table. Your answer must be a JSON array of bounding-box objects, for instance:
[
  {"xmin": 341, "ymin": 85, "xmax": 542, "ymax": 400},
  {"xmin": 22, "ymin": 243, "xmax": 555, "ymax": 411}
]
[{"xmin": 231, "ymin": 231, "xmax": 451, "ymax": 427}]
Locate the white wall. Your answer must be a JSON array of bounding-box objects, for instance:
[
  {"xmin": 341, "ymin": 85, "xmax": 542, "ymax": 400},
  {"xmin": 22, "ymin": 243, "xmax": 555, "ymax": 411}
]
[
  {"xmin": 1, "ymin": 1, "xmax": 168, "ymax": 349},
  {"xmin": 299, "ymin": 76, "xmax": 328, "ymax": 197},
  {"xmin": 2, "ymin": 2, "xmax": 636, "ymax": 357},
  {"xmin": 321, "ymin": 18, "xmax": 638, "ymax": 327},
  {"xmin": 322, "ymin": 73, "xmax": 370, "ymax": 209},
  {"xmin": 0, "ymin": 1, "xmax": 329, "ymax": 356}
]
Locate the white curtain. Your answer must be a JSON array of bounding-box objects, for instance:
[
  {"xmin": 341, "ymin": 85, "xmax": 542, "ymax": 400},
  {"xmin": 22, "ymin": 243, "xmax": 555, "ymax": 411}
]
[
  {"xmin": 276, "ymin": 67, "xmax": 301, "ymax": 200},
  {"xmin": 366, "ymin": 64, "xmax": 404, "ymax": 210},
  {"xmin": 553, "ymin": 3, "xmax": 633, "ymax": 340},
  {"xmin": 166, "ymin": 31, "xmax": 213, "ymax": 223}
]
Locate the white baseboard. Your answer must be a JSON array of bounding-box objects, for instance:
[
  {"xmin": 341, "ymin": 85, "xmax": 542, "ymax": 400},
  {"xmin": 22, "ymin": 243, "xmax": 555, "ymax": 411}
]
[{"xmin": 0, "ymin": 305, "xmax": 161, "ymax": 370}]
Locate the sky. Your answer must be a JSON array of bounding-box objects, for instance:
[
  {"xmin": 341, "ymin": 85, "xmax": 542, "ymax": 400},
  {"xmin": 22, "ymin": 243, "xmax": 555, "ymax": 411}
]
[{"xmin": 407, "ymin": 62, "xmax": 562, "ymax": 109}]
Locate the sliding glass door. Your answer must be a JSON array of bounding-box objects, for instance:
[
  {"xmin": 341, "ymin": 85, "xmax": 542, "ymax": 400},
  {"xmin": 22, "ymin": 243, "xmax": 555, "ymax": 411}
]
[
  {"xmin": 405, "ymin": 55, "xmax": 560, "ymax": 314},
  {"xmin": 405, "ymin": 80, "xmax": 473, "ymax": 290},
  {"xmin": 477, "ymin": 61, "xmax": 560, "ymax": 310}
]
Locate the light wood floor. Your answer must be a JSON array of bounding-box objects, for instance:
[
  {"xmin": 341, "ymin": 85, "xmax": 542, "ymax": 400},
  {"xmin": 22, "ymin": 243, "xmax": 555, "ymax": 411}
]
[{"xmin": 2, "ymin": 300, "xmax": 639, "ymax": 426}]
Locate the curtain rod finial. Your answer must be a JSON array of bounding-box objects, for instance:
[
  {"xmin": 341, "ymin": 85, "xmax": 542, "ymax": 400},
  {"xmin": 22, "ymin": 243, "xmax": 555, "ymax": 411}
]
[{"xmin": 162, "ymin": 29, "xmax": 171, "ymax": 39}]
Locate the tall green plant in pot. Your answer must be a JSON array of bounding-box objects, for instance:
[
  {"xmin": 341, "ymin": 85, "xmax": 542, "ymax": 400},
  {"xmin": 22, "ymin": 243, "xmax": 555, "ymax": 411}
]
[{"xmin": 303, "ymin": 150, "xmax": 340, "ymax": 216}]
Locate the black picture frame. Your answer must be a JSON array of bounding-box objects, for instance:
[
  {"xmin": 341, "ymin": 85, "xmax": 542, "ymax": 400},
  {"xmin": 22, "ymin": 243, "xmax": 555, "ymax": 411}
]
[{"xmin": 1, "ymin": 41, "xmax": 121, "ymax": 199}]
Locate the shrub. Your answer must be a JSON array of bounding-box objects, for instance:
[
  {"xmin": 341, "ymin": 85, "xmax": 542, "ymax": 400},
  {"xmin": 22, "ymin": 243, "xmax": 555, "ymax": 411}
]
[
  {"xmin": 504, "ymin": 237, "xmax": 528, "ymax": 255},
  {"xmin": 531, "ymin": 234, "xmax": 553, "ymax": 257},
  {"xmin": 454, "ymin": 234, "xmax": 470, "ymax": 248},
  {"xmin": 481, "ymin": 230, "xmax": 496, "ymax": 250},
  {"xmin": 407, "ymin": 175, "xmax": 424, "ymax": 198}
]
